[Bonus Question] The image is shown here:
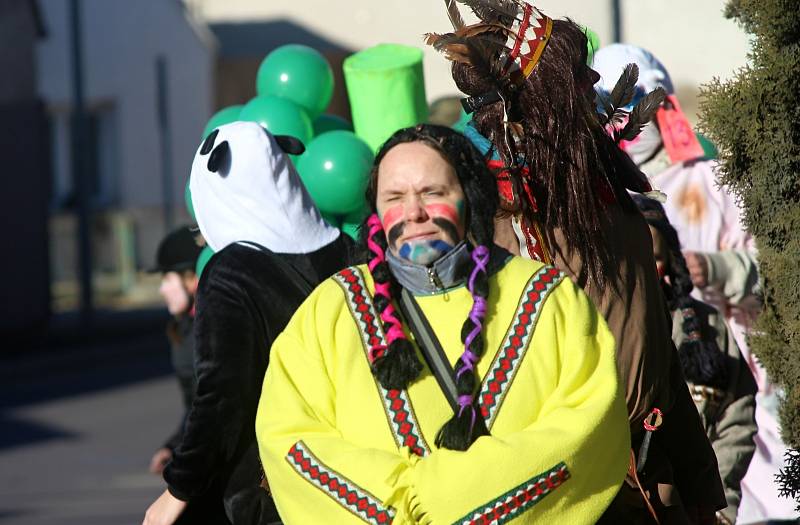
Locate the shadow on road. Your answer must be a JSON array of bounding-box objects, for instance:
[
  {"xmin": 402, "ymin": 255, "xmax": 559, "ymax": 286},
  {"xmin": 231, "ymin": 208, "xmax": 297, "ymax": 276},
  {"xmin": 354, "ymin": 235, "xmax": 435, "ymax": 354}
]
[{"xmin": 0, "ymin": 307, "xmax": 175, "ymax": 454}]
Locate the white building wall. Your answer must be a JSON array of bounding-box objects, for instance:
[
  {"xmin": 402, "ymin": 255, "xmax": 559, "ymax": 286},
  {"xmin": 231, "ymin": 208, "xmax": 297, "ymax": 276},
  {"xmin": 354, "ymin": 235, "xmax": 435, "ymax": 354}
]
[
  {"xmin": 36, "ymin": 0, "xmax": 216, "ymax": 209},
  {"xmin": 187, "ymin": 0, "xmax": 751, "ymax": 114}
]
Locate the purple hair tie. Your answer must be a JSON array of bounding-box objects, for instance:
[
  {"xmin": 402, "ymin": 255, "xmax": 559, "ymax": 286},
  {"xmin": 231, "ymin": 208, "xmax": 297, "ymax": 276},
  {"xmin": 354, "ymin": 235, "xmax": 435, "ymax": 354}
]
[
  {"xmin": 457, "ymin": 246, "xmax": 490, "ymax": 377},
  {"xmin": 468, "ymin": 245, "xmax": 490, "ymax": 291}
]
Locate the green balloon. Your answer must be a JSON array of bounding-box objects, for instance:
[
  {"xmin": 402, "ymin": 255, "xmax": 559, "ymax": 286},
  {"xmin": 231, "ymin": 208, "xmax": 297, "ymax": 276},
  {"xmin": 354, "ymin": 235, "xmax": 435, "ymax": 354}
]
[
  {"xmin": 343, "ymin": 205, "xmax": 369, "ymax": 225},
  {"xmin": 313, "ymin": 114, "xmax": 353, "ymax": 137},
  {"xmin": 239, "ymin": 96, "xmax": 313, "ymax": 146},
  {"xmin": 184, "ymin": 179, "xmax": 195, "ymax": 220},
  {"xmin": 195, "ymin": 246, "xmax": 214, "ymax": 278},
  {"xmin": 297, "ymin": 131, "xmax": 373, "ymax": 215},
  {"xmin": 341, "ymin": 222, "xmax": 361, "ymax": 240},
  {"xmin": 320, "ymin": 211, "xmax": 343, "ymax": 228},
  {"xmin": 202, "ymin": 105, "xmax": 243, "ymax": 139},
  {"xmin": 256, "ymin": 44, "xmax": 334, "ymax": 119}
]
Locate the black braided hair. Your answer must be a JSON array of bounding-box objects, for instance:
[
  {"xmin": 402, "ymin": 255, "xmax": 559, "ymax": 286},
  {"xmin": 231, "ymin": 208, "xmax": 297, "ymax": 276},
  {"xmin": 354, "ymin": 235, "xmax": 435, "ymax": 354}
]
[
  {"xmin": 362, "ymin": 125, "xmax": 498, "ymax": 448},
  {"xmin": 364, "ymin": 218, "xmax": 423, "ymax": 390},
  {"xmin": 435, "ymin": 241, "xmax": 492, "ymax": 450},
  {"xmin": 634, "ymin": 195, "xmax": 728, "ymax": 389}
]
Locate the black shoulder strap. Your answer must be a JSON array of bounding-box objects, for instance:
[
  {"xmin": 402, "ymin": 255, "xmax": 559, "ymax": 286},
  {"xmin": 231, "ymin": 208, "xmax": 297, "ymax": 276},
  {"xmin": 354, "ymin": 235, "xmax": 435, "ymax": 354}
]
[{"xmin": 397, "ymin": 288, "xmax": 460, "ymax": 413}]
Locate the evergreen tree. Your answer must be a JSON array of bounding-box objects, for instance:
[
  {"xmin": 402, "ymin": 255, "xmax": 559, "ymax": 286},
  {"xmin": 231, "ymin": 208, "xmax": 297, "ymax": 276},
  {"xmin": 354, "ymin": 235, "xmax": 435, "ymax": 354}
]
[{"xmin": 699, "ymin": 0, "xmax": 800, "ymax": 508}]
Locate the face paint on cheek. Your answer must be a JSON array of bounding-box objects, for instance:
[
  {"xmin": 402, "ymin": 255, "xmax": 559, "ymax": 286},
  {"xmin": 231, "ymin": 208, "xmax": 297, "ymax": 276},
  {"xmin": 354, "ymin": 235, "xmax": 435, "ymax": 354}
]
[
  {"xmin": 398, "ymin": 239, "xmax": 454, "ymax": 266},
  {"xmin": 425, "ymin": 203, "xmax": 460, "ymax": 224},
  {"xmin": 387, "ymin": 222, "xmax": 405, "ymax": 248},
  {"xmin": 380, "ymin": 205, "xmax": 404, "ymax": 232},
  {"xmin": 425, "ymin": 202, "xmax": 465, "ymax": 243},
  {"xmin": 432, "ymin": 218, "xmax": 460, "ymax": 245}
]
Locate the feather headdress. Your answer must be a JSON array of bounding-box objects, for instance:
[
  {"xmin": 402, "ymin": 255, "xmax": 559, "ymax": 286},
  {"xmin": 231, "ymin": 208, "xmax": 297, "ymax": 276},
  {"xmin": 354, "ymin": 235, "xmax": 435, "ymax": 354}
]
[
  {"xmin": 596, "ymin": 63, "xmax": 667, "ymax": 144},
  {"xmin": 426, "ymin": 0, "xmax": 552, "ymax": 92}
]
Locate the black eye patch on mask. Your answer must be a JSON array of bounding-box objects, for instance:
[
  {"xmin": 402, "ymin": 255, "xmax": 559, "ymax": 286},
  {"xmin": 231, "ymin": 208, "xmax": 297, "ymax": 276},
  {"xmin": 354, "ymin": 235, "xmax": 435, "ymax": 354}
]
[{"xmin": 199, "ymin": 129, "xmax": 230, "ymax": 173}]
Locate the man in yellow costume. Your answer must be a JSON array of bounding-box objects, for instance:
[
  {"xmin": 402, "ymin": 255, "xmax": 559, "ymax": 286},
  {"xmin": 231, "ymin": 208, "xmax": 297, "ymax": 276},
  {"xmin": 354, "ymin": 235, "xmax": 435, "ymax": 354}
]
[{"xmin": 256, "ymin": 124, "xmax": 630, "ymax": 524}]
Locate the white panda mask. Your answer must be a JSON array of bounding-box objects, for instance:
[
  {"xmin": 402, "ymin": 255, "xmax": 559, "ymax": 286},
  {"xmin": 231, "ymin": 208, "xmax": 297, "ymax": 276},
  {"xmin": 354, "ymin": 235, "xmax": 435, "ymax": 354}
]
[{"xmin": 189, "ymin": 121, "xmax": 340, "ymax": 254}]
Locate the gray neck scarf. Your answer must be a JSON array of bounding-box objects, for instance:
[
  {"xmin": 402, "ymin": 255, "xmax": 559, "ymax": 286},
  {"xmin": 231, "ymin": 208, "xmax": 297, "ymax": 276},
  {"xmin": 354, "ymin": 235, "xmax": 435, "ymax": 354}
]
[{"xmin": 386, "ymin": 241, "xmax": 472, "ymax": 295}]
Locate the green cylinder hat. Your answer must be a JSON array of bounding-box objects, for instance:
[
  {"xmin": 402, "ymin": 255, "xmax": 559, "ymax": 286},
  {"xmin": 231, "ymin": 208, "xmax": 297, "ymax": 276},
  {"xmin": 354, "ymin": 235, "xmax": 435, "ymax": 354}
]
[{"xmin": 343, "ymin": 44, "xmax": 428, "ymax": 152}]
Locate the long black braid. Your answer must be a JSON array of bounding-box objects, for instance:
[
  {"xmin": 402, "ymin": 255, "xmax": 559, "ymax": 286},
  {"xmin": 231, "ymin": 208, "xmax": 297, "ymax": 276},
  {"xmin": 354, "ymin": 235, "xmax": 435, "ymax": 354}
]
[
  {"xmin": 364, "ymin": 217, "xmax": 423, "ymax": 390},
  {"xmin": 634, "ymin": 195, "xmax": 728, "ymax": 389},
  {"xmin": 361, "ymin": 124, "xmax": 499, "ymax": 449}
]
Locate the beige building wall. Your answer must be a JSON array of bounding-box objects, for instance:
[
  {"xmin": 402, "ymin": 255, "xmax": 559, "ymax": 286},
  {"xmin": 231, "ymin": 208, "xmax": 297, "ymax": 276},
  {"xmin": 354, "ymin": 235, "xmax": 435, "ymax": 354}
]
[{"xmin": 186, "ymin": 0, "xmax": 751, "ymax": 121}]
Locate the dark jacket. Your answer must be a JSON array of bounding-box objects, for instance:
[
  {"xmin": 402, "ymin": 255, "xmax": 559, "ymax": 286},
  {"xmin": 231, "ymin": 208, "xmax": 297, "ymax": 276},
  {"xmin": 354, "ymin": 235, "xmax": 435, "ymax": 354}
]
[
  {"xmin": 163, "ymin": 314, "xmax": 196, "ymax": 452},
  {"xmin": 164, "ymin": 234, "xmax": 353, "ymax": 524}
]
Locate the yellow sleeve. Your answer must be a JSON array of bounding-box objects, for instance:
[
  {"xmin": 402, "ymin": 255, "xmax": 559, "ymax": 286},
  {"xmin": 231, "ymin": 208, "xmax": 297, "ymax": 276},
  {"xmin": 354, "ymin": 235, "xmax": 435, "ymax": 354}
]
[
  {"xmin": 386, "ymin": 278, "xmax": 630, "ymax": 525},
  {"xmin": 255, "ymin": 280, "xmax": 414, "ymax": 525}
]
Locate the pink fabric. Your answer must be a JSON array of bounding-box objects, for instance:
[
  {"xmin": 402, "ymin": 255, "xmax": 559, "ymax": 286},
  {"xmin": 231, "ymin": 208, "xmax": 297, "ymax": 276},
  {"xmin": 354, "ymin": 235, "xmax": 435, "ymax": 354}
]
[
  {"xmin": 651, "ymin": 159, "xmax": 798, "ymax": 523},
  {"xmin": 655, "ymin": 96, "xmax": 705, "ymax": 164}
]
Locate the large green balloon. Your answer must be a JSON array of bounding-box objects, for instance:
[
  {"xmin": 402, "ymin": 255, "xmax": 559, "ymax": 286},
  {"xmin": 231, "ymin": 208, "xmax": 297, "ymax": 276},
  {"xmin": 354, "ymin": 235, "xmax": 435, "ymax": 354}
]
[
  {"xmin": 343, "ymin": 205, "xmax": 369, "ymax": 225},
  {"xmin": 239, "ymin": 96, "xmax": 313, "ymax": 146},
  {"xmin": 195, "ymin": 246, "xmax": 214, "ymax": 278},
  {"xmin": 256, "ymin": 45, "xmax": 334, "ymax": 119},
  {"xmin": 202, "ymin": 105, "xmax": 243, "ymax": 139},
  {"xmin": 297, "ymin": 131, "xmax": 373, "ymax": 215},
  {"xmin": 320, "ymin": 211, "xmax": 343, "ymax": 228},
  {"xmin": 313, "ymin": 114, "xmax": 353, "ymax": 137},
  {"xmin": 184, "ymin": 179, "xmax": 195, "ymax": 220}
]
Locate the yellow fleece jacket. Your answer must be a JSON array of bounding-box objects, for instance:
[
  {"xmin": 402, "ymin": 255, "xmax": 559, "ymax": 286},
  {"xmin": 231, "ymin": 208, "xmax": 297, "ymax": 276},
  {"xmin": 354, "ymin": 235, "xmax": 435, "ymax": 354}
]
[{"xmin": 256, "ymin": 257, "xmax": 629, "ymax": 524}]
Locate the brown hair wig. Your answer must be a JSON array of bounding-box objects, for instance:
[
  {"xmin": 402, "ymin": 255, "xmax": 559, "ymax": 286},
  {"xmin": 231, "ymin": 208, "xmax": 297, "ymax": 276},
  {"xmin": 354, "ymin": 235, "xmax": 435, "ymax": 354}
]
[{"xmin": 453, "ymin": 18, "xmax": 641, "ymax": 289}]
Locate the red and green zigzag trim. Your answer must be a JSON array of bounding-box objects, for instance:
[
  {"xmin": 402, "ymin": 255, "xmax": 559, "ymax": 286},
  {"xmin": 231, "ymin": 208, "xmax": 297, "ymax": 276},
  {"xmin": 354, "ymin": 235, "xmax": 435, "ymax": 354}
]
[
  {"xmin": 334, "ymin": 267, "xmax": 430, "ymax": 457},
  {"xmin": 287, "ymin": 441, "xmax": 395, "ymax": 525},
  {"xmin": 453, "ymin": 462, "xmax": 571, "ymax": 525},
  {"xmin": 479, "ymin": 266, "xmax": 564, "ymax": 429}
]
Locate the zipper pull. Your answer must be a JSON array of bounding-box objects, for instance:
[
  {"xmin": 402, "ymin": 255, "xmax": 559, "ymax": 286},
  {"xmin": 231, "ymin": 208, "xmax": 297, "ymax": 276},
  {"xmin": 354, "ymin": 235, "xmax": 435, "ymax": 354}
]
[{"xmin": 427, "ymin": 267, "xmax": 448, "ymax": 300}]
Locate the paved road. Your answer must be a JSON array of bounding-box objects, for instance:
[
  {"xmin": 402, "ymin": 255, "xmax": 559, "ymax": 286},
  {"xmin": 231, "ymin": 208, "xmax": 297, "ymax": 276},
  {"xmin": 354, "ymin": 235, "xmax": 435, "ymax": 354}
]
[{"xmin": 0, "ymin": 331, "xmax": 183, "ymax": 525}]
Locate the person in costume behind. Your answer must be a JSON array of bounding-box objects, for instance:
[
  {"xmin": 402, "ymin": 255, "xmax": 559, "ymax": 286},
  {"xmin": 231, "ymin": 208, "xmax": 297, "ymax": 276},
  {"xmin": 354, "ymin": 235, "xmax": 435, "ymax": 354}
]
[
  {"xmin": 426, "ymin": 2, "xmax": 724, "ymax": 522},
  {"xmin": 256, "ymin": 124, "xmax": 629, "ymax": 524},
  {"xmin": 147, "ymin": 225, "xmax": 204, "ymax": 475},
  {"xmin": 592, "ymin": 45, "xmax": 760, "ymax": 329},
  {"xmin": 592, "ymin": 45, "xmax": 790, "ymax": 525},
  {"xmin": 636, "ymin": 195, "xmax": 757, "ymax": 525},
  {"xmin": 143, "ymin": 122, "xmax": 353, "ymax": 525}
]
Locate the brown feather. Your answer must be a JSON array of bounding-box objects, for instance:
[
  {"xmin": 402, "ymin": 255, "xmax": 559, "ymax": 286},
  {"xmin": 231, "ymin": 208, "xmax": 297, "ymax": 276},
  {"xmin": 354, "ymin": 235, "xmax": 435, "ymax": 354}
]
[
  {"xmin": 610, "ymin": 63, "xmax": 639, "ymax": 110},
  {"xmin": 444, "ymin": 0, "xmax": 466, "ymax": 30},
  {"xmin": 455, "ymin": 0, "xmax": 520, "ymax": 22},
  {"xmin": 455, "ymin": 22, "xmax": 515, "ymax": 39},
  {"xmin": 425, "ymin": 33, "xmax": 480, "ymax": 65},
  {"xmin": 619, "ymin": 87, "xmax": 666, "ymax": 142}
]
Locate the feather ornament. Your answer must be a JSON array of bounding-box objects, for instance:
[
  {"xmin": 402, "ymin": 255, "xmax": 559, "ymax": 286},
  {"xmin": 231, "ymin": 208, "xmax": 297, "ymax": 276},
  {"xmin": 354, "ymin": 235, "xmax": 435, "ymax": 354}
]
[
  {"xmin": 425, "ymin": 23, "xmax": 515, "ymax": 78},
  {"xmin": 425, "ymin": 31, "xmax": 500, "ymax": 76},
  {"xmin": 424, "ymin": 33, "xmax": 474, "ymax": 64},
  {"xmin": 444, "ymin": 0, "xmax": 466, "ymax": 30},
  {"xmin": 610, "ymin": 64, "xmax": 639, "ymax": 111},
  {"xmin": 597, "ymin": 63, "xmax": 639, "ymax": 128},
  {"xmin": 455, "ymin": 0, "xmax": 521, "ymax": 23},
  {"xmin": 619, "ymin": 87, "xmax": 666, "ymax": 142}
]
